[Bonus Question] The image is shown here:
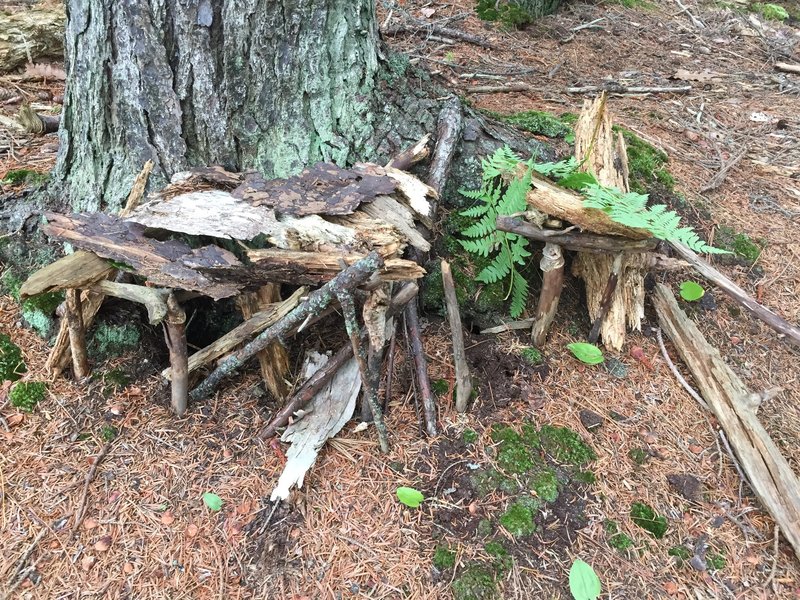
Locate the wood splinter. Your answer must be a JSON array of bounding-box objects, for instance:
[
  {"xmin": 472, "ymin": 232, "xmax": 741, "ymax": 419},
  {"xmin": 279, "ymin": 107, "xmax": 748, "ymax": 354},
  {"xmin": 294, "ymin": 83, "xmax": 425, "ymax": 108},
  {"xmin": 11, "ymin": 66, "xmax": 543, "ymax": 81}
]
[{"xmin": 441, "ymin": 260, "xmax": 472, "ymax": 413}]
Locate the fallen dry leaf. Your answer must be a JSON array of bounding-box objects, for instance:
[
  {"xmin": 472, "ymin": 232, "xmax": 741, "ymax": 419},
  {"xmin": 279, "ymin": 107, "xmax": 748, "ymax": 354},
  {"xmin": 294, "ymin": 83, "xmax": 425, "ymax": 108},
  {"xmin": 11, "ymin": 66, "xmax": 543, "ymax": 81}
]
[
  {"xmin": 123, "ymin": 562, "xmax": 135, "ymax": 574},
  {"xmin": 94, "ymin": 536, "xmax": 112, "ymax": 552},
  {"xmin": 81, "ymin": 555, "xmax": 97, "ymax": 571},
  {"xmin": 420, "ymin": 7, "xmax": 435, "ymax": 17},
  {"xmin": 161, "ymin": 511, "xmax": 175, "ymax": 526},
  {"xmin": 83, "ymin": 518, "xmax": 99, "ymax": 530},
  {"xmin": 185, "ymin": 524, "xmax": 199, "ymax": 538},
  {"xmin": 664, "ymin": 581, "xmax": 679, "ymax": 595},
  {"xmin": 6, "ymin": 413, "xmax": 24, "ymax": 427}
]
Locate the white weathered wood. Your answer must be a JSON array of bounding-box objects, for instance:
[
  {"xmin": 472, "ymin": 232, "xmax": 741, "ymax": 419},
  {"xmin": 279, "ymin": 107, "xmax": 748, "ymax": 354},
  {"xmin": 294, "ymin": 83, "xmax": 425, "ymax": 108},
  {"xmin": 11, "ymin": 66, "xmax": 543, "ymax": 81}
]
[
  {"xmin": 270, "ymin": 352, "xmax": 361, "ymax": 501},
  {"xmin": 384, "ymin": 166, "xmax": 435, "ymax": 227},
  {"xmin": 360, "ymin": 195, "xmax": 431, "ymax": 252},
  {"xmin": 654, "ymin": 283, "xmax": 800, "ymax": 562}
]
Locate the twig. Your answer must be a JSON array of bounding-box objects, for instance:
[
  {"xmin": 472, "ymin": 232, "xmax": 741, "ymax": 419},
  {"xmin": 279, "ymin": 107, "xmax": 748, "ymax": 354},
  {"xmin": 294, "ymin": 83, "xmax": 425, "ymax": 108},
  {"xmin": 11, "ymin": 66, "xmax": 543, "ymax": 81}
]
[
  {"xmin": 570, "ymin": 17, "xmax": 607, "ymax": 32},
  {"xmin": 719, "ymin": 428, "xmax": 751, "ymax": 492},
  {"xmin": 674, "ymin": 0, "xmax": 706, "ymax": 28},
  {"xmin": 5, "ymin": 529, "xmax": 46, "ymax": 592},
  {"xmin": 71, "ymin": 441, "xmax": 113, "ymax": 535},
  {"xmin": 764, "ymin": 524, "xmax": 781, "ymax": 592},
  {"xmin": 532, "ymin": 243, "xmax": 565, "ymax": 347},
  {"xmin": 656, "ymin": 327, "xmax": 710, "ymax": 411},
  {"xmin": 337, "ymin": 291, "xmax": 390, "ymax": 453},
  {"xmin": 567, "ymin": 84, "xmax": 691, "ymax": 94},
  {"xmin": 467, "ymin": 83, "xmax": 540, "ymax": 94},
  {"xmin": 700, "ymin": 146, "xmax": 747, "ymax": 193},
  {"xmin": 384, "ymin": 324, "xmax": 397, "ymax": 414},
  {"xmin": 405, "ymin": 299, "xmax": 438, "ymax": 436},
  {"xmin": 480, "ymin": 319, "xmax": 535, "ymax": 334},
  {"xmin": 775, "ymin": 62, "xmax": 800, "ymax": 75},
  {"xmin": 441, "ymin": 260, "xmax": 472, "ymax": 412},
  {"xmin": 384, "ymin": 21, "xmax": 495, "ymax": 49}
]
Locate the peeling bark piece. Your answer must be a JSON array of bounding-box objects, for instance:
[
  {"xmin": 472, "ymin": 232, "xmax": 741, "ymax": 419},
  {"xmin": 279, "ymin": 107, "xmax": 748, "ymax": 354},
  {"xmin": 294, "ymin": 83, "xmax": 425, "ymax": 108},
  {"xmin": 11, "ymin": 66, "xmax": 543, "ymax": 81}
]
[
  {"xmin": 360, "ymin": 196, "xmax": 431, "ymax": 252},
  {"xmin": 20, "ymin": 250, "xmax": 114, "ymax": 299},
  {"xmin": 231, "ymin": 162, "xmax": 396, "ymax": 216},
  {"xmin": 126, "ymin": 190, "xmax": 282, "ymax": 240},
  {"xmin": 654, "ymin": 283, "xmax": 800, "ymax": 562},
  {"xmin": 43, "ymin": 212, "xmax": 242, "ymax": 299},
  {"xmin": 270, "ymin": 352, "xmax": 361, "ymax": 502}
]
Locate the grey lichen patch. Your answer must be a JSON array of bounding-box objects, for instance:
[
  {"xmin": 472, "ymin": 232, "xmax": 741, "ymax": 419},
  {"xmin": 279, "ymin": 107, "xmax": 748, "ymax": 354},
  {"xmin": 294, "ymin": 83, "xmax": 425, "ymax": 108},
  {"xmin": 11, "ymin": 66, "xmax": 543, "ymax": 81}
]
[{"xmin": 90, "ymin": 323, "xmax": 141, "ymax": 359}]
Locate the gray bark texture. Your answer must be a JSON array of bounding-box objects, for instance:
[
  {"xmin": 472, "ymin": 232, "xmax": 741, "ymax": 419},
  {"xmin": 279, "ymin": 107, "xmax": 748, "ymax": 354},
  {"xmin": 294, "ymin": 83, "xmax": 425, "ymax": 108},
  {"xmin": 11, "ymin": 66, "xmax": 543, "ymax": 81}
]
[{"xmin": 52, "ymin": 0, "xmax": 438, "ymax": 213}]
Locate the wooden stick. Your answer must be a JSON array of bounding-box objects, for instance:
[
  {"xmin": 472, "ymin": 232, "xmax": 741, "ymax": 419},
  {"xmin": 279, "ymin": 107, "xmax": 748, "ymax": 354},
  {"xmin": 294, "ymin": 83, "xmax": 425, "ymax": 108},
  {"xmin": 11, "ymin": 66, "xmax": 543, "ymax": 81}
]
[
  {"xmin": 385, "ymin": 134, "xmax": 431, "ymax": 171},
  {"xmin": 190, "ymin": 252, "xmax": 384, "ymax": 402},
  {"xmin": 441, "ymin": 260, "xmax": 472, "ymax": 413},
  {"xmin": 65, "ymin": 289, "xmax": 89, "ymax": 380},
  {"xmin": 71, "ymin": 441, "xmax": 113, "ymax": 535},
  {"xmin": 257, "ymin": 283, "xmax": 418, "ymax": 440},
  {"xmin": 427, "ymin": 96, "xmax": 463, "ymax": 201},
  {"xmin": 16, "ymin": 105, "xmax": 60, "ymax": 134},
  {"xmin": 496, "ymin": 216, "xmax": 658, "ymax": 253},
  {"xmin": 775, "ymin": 62, "xmax": 800, "ymax": 75},
  {"xmin": 91, "ymin": 280, "xmax": 170, "ymax": 325},
  {"xmin": 163, "ymin": 294, "xmax": 188, "ymax": 417},
  {"xmin": 670, "ymin": 242, "xmax": 800, "ymax": 346},
  {"xmin": 653, "ymin": 283, "xmax": 800, "ymax": 561},
  {"xmin": 531, "ymin": 243, "xmax": 565, "ymax": 347},
  {"xmin": 47, "ymin": 288, "xmax": 106, "ymax": 377},
  {"xmin": 337, "ymin": 291, "xmax": 390, "ymax": 453},
  {"xmin": 567, "ymin": 84, "xmax": 692, "ymax": 94},
  {"xmin": 587, "ymin": 253, "xmax": 623, "ymax": 343},
  {"xmin": 405, "ymin": 299, "xmax": 437, "ymax": 436},
  {"xmin": 674, "ymin": 0, "xmax": 705, "ymax": 28}
]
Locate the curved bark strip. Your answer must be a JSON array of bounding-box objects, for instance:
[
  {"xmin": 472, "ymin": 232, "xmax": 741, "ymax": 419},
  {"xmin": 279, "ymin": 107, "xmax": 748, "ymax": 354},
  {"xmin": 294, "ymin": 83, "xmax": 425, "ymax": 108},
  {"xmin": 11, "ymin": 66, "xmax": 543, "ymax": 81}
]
[{"xmin": 54, "ymin": 0, "xmax": 391, "ymax": 212}]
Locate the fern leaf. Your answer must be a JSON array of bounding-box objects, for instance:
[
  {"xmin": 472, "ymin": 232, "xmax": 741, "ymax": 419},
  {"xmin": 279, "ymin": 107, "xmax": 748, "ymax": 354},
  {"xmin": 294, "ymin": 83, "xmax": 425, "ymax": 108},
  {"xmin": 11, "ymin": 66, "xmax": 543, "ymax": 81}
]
[{"xmin": 509, "ymin": 270, "xmax": 529, "ymax": 319}]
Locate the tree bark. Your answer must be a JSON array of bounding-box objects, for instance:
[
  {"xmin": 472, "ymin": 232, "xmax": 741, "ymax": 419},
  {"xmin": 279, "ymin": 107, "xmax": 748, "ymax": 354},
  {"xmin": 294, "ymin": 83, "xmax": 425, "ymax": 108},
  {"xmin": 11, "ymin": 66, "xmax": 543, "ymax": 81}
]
[{"xmin": 53, "ymin": 0, "xmax": 436, "ymax": 212}]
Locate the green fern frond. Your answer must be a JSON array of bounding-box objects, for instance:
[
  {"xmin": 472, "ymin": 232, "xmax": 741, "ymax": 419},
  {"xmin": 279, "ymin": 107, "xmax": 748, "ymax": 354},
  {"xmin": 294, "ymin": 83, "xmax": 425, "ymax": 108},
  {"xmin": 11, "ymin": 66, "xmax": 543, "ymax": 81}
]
[
  {"xmin": 532, "ymin": 157, "xmax": 578, "ymax": 179},
  {"xmin": 459, "ymin": 238, "xmax": 496, "ymax": 257},
  {"xmin": 509, "ymin": 271, "xmax": 529, "ymax": 319},
  {"xmin": 461, "ymin": 213, "xmax": 498, "ymax": 239}
]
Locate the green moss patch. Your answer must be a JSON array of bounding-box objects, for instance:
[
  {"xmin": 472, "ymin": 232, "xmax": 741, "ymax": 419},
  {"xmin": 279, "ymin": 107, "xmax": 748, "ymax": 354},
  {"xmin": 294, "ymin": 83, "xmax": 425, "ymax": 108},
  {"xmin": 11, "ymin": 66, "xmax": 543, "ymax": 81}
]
[
  {"xmin": 21, "ymin": 291, "xmax": 64, "ymax": 338},
  {"xmin": 0, "ymin": 333, "xmax": 26, "ymax": 382},
  {"xmin": 452, "ymin": 564, "xmax": 498, "ymax": 600},
  {"xmin": 10, "ymin": 381, "xmax": 47, "ymax": 412},
  {"xmin": 499, "ymin": 501, "xmax": 536, "ymax": 537},
  {"xmin": 631, "ymin": 502, "xmax": 668, "ymax": 539},
  {"xmin": 100, "ymin": 425, "xmax": 118, "ymax": 442},
  {"xmin": 751, "ymin": 2, "xmax": 789, "ymax": 20},
  {"xmin": 617, "ymin": 127, "xmax": 673, "ymax": 194},
  {"xmin": 605, "ymin": 520, "xmax": 634, "ymax": 551},
  {"xmin": 520, "ymin": 347, "xmax": 543, "ymax": 365},
  {"xmin": 471, "ymin": 468, "xmax": 518, "ymax": 497},
  {"xmin": 1, "ymin": 169, "xmax": 49, "ymax": 186},
  {"xmin": 433, "ymin": 546, "xmax": 457, "ymax": 570},
  {"xmin": 493, "ymin": 110, "xmax": 572, "ymax": 138},
  {"xmin": 715, "ymin": 226, "xmax": 763, "ymax": 263},
  {"xmin": 484, "ymin": 540, "xmax": 512, "ymax": 573},
  {"xmin": 707, "ymin": 551, "xmax": 726, "ymax": 570},
  {"xmin": 529, "ymin": 469, "xmax": 559, "ymax": 503},
  {"xmin": 432, "ymin": 378, "xmax": 450, "ymax": 396},
  {"xmin": 462, "ymin": 428, "xmax": 479, "ymax": 444},
  {"xmin": 628, "ymin": 447, "xmax": 648, "ymax": 465},
  {"xmin": 539, "ymin": 425, "xmax": 597, "ymax": 465},
  {"xmin": 91, "ymin": 323, "xmax": 141, "ymax": 359}
]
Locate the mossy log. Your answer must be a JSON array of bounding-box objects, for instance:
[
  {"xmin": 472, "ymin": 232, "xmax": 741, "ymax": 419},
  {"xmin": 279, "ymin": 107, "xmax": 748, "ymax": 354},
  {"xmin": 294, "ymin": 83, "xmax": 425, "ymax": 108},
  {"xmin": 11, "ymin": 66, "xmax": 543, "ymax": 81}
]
[{"xmin": 0, "ymin": 6, "xmax": 65, "ymax": 72}]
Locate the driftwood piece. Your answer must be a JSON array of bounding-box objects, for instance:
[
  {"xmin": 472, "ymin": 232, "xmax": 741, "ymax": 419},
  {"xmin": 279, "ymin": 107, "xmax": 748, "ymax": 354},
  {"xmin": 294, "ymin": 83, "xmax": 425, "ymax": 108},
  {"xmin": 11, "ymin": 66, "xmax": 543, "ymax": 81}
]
[
  {"xmin": 570, "ymin": 95, "xmax": 650, "ymax": 350},
  {"xmin": 671, "ymin": 242, "xmax": 800, "ymax": 346},
  {"xmin": 270, "ymin": 352, "xmax": 362, "ymax": 501},
  {"xmin": 237, "ymin": 285, "xmax": 290, "ymax": 400},
  {"xmin": 441, "ymin": 261, "xmax": 472, "ymax": 413},
  {"xmin": 531, "ymin": 243, "xmax": 565, "ymax": 347},
  {"xmin": 162, "ymin": 287, "xmax": 305, "ymax": 380},
  {"xmin": 0, "ymin": 7, "xmax": 65, "ymax": 72},
  {"xmin": 406, "ymin": 299, "xmax": 437, "ymax": 436},
  {"xmin": 17, "ymin": 105, "xmax": 60, "ymax": 134},
  {"xmin": 163, "ymin": 294, "xmax": 188, "ymax": 416},
  {"xmin": 496, "ymin": 216, "xmax": 659, "ymax": 253},
  {"xmin": 20, "ymin": 251, "xmax": 114, "ymax": 299},
  {"xmin": 653, "ymin": 283, "xmax": 800, "ymax": 561},
  {"xmin": 65, "ymin": 289, "xmax": 89, "ymax": 380},
  {"xmin": 92, "ymin": 280, "xmax": 170, "ymax": 325},
  {"xmin": 258, "ymin": 283, "xmax": 418, "ymax": 439},
  {"xmin": 43, "ymin": 212, "xmax": 242, "ymax": 299},
  {"xmin": 215, "ymin": 249, "xmax": 425, "ymax": 286},
  {"xmin": 190, "ymin": 253, "xmax": 384, "ymax": 401}
]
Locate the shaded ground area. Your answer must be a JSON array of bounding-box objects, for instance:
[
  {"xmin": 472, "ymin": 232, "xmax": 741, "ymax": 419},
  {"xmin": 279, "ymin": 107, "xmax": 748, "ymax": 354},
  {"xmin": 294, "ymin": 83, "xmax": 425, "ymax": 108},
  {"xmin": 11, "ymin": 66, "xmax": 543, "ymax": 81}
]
[{"xmin": 2, "ymin": 0, "xmax": 800, "ymax": 598}]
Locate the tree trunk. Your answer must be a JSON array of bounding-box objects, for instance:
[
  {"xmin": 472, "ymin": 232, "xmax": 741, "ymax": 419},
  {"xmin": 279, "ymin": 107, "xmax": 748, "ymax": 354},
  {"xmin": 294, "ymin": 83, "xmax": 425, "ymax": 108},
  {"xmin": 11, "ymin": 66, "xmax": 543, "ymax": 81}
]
[{"xmin": 53, "ymin": 0, "xmax": 435, "ymax": 212}]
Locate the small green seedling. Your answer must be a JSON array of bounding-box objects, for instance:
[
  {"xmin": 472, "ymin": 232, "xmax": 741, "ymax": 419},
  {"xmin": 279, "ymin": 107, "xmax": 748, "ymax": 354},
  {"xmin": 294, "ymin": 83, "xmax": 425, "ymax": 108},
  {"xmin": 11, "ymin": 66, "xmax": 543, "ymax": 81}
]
[
  {"xmin": 567, "ymin": 343, "xmax": 604, "ymax": 365},
  {"xmin": 679, "ymin": 281, "xmax": 705, "ymax": 302},
  {"xmin": 202, "ymin": 492, "xmax": 223, "ymax": 511},
  {"xmin": 396, "ymin": 486, "xmax": 425, "ymax": 508},
  {"xmin": 569, "ymin": 559, "xmax": 601, "ymax": 600}
]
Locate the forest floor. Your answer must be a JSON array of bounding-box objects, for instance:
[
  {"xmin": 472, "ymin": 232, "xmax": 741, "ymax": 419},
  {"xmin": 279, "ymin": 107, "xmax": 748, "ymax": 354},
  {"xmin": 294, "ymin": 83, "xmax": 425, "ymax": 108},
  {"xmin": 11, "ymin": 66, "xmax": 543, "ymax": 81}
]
[{"xmin": 1, "ymin": 0, "xmax": 800, "ymax": 599}]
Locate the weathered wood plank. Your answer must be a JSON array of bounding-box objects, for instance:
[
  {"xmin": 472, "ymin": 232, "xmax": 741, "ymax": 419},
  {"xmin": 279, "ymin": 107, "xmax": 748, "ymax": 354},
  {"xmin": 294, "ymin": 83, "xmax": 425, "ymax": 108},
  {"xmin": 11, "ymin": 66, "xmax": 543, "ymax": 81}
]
[
  {"xmin": 20, "ymin": 251, "xmax": 114, "ymax": 299},
  {"xmin": 654, "ymin": 283, "xmax": 800, "ymax": 562},
  {"xmin": 43, "ymin": 212, "xmax": 242, "ymax": 299}
]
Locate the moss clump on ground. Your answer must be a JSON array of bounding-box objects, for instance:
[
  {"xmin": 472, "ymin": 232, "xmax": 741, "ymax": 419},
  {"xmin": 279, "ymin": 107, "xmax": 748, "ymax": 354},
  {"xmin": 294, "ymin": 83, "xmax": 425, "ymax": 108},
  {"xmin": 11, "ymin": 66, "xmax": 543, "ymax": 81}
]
[
  {"xmin": 631, "ymin": 502, "xmax": 668, "ymax": 538},
  {"xmin": 0, "ymin": 333, "xmax": 26, "ymax": 382},
  {"xmin": 499, "ymin": 499, "xmax": 537, "ymax": 537},
  {"xmin": 493, "ymin": 110, "xmax": 572, "ymax": 138},
  {"xmin": 539, "ymin": 425, "xmax": 597, "ymax": 465},
  {"xmin": 463, "ymin": 429, "xmax": 479, "ymax": 444},
  {"xmin": 476, "ymin": 518, "xmax": 494, "ymax": 537},
  {"xmin": 10, "ymin": 381, "xmax": 47, "ymax": 412},
  {"xmin": 616, "ymin": 127, "xmax": 673, "ymax": 194},
  {"xmin": 91, "ymin": 323, "xmax": 141, "ymax": 359},
  {"xmin": 668, "ymin": 545, "xmax": 691, "ymax": 561},
  {"xmin": 433, "ymin": 546, "xmax": 457, "ymax": 570},
  {"xmin": 21, "ymin": 291, "xmax": 64, "ymax": 338},
  {"xmin": 751, "ymin": 2, "xmax": 789, "ymax": 20},
  {"xmin": 452, "ymin": 564, "xmax": 498, "ymax": 600},
  {"xmin": 484, "ymin": 540, "xmax": 512, "ymax": 573},
  {"xmin": 707, "ymin": 551, "xmax": 726, "ymax": 570},
  {"xmin": 100, "ymin": 425, "xmax": 118, "ymax": 442},
  {"xmin": 628, "ymin": 447, "xmax": 648, "ymax": 465},
  {"xmin": 1, "ymin": 169, "xmax": 49, "ymax": 186},
  {"xmin": 476, "ymin": 0, "xmax": 533, "ymax": 28},
  {"xmin": 715, "ymin": 225, "xmax": 763, "ymax": 263},
  {"xmin": 605, "ymin": 520, "xmax": 634, "ymax": 551},
  {"xmin": 529, "ymin": 468, "xmax": 559, "ymax": 502},
  {"xmin": 432, "ymin": 378, "xmax": 450, "ymax": 396},
  {"xmin": 471, "ymin": 468, "xmax": 518, "ymax": 497},
  {"xmin": 0, "ymin": 270, "xmax": 23, "ymax": 300},
  {"xmin": 520, "ymin": 346, "xmax": 543, "ymax": 365}
]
